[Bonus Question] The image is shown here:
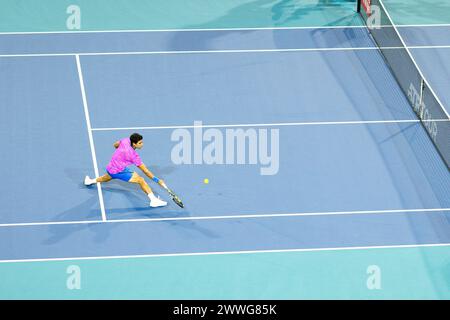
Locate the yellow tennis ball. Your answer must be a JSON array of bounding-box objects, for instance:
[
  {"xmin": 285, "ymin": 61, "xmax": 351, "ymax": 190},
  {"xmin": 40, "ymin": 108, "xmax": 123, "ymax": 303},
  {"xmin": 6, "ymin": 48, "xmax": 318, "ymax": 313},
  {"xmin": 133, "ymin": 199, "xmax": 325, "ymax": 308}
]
[{"xmin": 203, "ymin": 178, "xmax": 209, "ymax": 184}]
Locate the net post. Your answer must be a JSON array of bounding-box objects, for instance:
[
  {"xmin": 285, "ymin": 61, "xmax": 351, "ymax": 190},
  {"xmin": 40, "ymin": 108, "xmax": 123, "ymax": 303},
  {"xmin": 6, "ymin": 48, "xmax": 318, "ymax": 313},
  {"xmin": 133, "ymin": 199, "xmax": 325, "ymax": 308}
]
[
  {"xmin": 357, "ymin": 0, "xmax": 361, "ymax": 13},
  {"xmin": 419, "ymin": 79, "xmax": 425, "ymax": 119},
  {"xmin": 419, "ymin": 79, "xmax": 425, "ymax": 107}
]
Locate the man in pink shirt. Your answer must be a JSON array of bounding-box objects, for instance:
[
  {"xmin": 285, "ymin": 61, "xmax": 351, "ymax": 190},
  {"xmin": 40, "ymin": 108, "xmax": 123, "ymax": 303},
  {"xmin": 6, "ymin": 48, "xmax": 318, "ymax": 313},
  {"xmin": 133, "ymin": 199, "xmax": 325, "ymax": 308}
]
[{"xmin": 84, "ymin": 133, "xmax": 167, "ymax": 207}]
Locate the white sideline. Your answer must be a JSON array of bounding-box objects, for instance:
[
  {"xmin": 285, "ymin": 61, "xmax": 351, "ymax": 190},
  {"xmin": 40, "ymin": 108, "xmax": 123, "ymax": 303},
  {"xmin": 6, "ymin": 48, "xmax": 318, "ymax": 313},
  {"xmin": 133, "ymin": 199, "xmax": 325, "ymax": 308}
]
[
  {"xmin": 0, "ymin": 207, "xmax": 449, "ymax": 228},
  {"xmin": 75, "ymin": 55, "xmax": 107, "ymax": 221}
]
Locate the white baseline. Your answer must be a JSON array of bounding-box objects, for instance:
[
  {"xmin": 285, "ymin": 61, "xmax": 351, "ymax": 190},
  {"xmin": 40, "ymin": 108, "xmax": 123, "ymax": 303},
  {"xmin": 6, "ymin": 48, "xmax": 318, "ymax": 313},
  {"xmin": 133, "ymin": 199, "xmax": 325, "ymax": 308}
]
[
  {"xmin": 1, "ymin": 242, "xmax": 450, "ymax": 264},
  {"xmin": 0, "ymin": 23, "xmax": 450, "ymax": 35}
]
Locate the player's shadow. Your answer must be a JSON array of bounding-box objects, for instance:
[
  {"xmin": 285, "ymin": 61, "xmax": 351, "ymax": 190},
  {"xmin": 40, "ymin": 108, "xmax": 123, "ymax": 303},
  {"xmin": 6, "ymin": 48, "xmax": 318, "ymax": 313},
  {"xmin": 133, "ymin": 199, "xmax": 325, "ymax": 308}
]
[
  {"xmin": 42, "ymin": 168, "xmax": 219, "ymax": 245},
  {"xmin": 65, "ymin": 166, "xmax": 183, "ymax": 218},
  {"xmin": 100, "ymin": 184, "xmax": 220, "ymax": 239},
  {"xmin": 98, "ymin": 164, "xmax": 187, "ymax": 218},
  {"xmin": 100, "ymin": 183, "xmax": 187, "ymax": 218},
  {"xmin": 42, "ymin": 192, "xmax": 116, "ymax": 245}
]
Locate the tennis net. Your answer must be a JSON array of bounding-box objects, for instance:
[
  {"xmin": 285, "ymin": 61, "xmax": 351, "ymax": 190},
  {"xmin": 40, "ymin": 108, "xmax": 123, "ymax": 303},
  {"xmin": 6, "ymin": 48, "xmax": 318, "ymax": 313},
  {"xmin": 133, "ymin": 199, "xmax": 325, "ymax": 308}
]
[{"xmin": 357, "ymin": 0, "xmax": 450, "ymax": 169}]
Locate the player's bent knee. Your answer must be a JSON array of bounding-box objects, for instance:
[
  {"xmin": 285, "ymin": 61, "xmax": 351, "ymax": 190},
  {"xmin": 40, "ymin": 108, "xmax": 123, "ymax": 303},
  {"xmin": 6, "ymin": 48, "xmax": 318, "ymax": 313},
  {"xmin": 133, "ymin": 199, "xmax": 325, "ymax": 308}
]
[
  {"xmin": 129, "ymin": 173, "xmax": 140, "ymax": 183},
  {"xmin": 131, "ymin": 175, "xmax": 145, "ymax": 185}
]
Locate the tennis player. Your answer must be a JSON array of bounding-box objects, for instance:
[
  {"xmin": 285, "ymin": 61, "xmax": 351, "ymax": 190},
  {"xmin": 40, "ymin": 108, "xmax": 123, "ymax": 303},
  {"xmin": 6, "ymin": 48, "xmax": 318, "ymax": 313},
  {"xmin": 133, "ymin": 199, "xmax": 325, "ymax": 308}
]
[{"xmin": 84, "ymin": 133, "xmax": 167, "ymax": 207}]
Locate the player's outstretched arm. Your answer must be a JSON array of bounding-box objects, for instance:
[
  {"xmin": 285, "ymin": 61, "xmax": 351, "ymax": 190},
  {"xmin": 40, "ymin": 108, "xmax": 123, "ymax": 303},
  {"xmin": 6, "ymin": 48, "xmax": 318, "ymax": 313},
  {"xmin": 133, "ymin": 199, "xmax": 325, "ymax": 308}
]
[{"xmin": 138, "ymin": 164, "xmax": 165, "ymax": 187}]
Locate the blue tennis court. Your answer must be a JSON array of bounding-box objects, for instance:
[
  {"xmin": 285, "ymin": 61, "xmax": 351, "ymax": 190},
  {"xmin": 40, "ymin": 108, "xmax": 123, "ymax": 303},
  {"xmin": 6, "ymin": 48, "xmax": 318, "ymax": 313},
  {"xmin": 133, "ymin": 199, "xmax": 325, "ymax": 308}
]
[{"xmin": 0, "ymin": 0, "xmax": 449, "ymax": 299}]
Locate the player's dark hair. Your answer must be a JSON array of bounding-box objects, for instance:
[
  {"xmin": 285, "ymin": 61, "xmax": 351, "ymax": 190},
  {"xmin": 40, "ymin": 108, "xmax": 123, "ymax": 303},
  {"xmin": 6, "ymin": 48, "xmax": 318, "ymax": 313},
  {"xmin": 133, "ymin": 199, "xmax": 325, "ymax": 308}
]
[{"xmin": 130, "ymin": 133, "xmax": 143, "ymax": 146}]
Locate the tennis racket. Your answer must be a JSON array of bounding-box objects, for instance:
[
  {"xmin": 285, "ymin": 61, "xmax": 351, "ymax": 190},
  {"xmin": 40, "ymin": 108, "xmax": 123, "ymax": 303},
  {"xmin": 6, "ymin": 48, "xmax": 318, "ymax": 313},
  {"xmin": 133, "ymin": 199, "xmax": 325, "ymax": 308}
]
[{"xmin": 161, "ymin": 183, "xmax": 184, "ymax": 208}]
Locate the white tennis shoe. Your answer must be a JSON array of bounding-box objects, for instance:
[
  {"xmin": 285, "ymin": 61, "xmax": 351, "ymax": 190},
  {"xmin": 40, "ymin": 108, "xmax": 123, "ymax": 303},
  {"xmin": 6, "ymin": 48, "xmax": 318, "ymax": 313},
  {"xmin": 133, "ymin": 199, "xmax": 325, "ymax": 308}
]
[
  {"xmin": 149, "ymin": 195, "xmax": 167, "ymax": 208},
  {"xmin": 84, "ymin": 175, "xmax": 96, "ymax": 186}
]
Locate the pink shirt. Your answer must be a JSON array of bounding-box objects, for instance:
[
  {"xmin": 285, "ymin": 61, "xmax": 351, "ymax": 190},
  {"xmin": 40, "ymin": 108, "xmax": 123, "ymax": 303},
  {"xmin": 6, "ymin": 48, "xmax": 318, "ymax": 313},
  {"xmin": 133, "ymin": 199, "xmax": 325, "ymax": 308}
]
[{"xmin": 106, "ymin": 138, "xmax": 143, "ymax": 174}]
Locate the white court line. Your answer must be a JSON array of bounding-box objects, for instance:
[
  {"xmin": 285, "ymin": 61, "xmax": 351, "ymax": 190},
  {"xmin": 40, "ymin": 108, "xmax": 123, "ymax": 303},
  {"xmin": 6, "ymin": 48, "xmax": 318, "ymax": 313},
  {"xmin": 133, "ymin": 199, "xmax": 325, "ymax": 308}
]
[
  {"xmin": 75, "ymin": 55, "xmax": 107, "ymax": 222},
  {"xmin": 0, "ymin": 47, "xmax": 395, "ymax": 58},
  {"xmin": 0, "ymin": 207, "xmax": 449, "ymax": 228},
  {"xmin": 1, "ymin": 45, "xmax": 450, "ymax": 58},
  {"xmin": 1, "ymin": 242, "xmax": 450, "ymax": 264},
  {"xmin": 91, "ymin": 119, "xmax": 450, "ymax": 132},
  {"xmin": 0, "ymin": 26, "xmax": 371, "ymax": 35},
  {"xmin": 0, "ymin": 23, "xmax": 449, "ymax": 35}
]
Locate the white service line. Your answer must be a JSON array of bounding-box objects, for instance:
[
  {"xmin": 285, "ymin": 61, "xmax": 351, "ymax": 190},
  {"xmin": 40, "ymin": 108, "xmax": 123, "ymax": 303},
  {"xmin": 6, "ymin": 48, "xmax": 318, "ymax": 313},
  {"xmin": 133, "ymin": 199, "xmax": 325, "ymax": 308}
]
[
  {"xmin": 0, "ymin": 207, "xmax": 449, "ymax": 228},
  {"xmin": 91, "ymin": 119, "xmax": 450, "ymax": 132},
  {"xmin": 1, "ymin": 242, "xmax": 450, "ymax": 264},
  {"xmin": 0, "ymin": 23, "xmax": 449, "ymax": 35},
  {"xmin": 75, "ymin": 54, "xmax": 107, "ymax": 222}
]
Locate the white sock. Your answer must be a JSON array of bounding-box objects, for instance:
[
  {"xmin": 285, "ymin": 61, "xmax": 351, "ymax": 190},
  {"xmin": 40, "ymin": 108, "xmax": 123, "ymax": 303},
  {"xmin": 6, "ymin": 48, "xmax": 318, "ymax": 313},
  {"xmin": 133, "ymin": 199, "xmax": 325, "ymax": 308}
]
[{"xmin": 148, "ymin": 193, "xmax": 157, "ymax": 201}]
